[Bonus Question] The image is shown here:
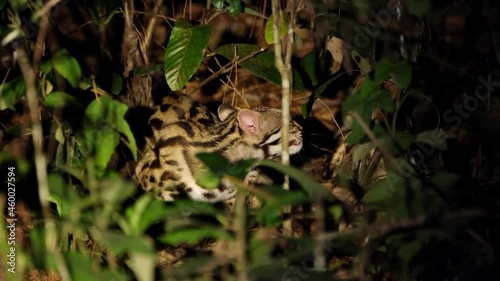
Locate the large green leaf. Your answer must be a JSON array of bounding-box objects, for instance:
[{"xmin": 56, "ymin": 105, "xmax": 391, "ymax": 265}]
[
  {"xmin": 214, "ymin": 44, "xmax": 305, "ymax": 90},
  {"xmin": 164, "ymin": 20, "xmax": 211, "ymax": 91},
  {"xmin": 52, "ymin": 49, "xmax": 82, "ymax": 88}
]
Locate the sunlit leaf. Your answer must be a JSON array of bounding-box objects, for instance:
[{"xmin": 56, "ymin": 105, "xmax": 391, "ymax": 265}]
[
  {"xmin": 264, "ymin": 15, "xmax": 289, "ymax": 44},
  {"xmin": 45, "ymin": 91, "xmax": 80, "ymax": 108},
  {"xmin": 52, "ymin": 49, "xmax": 82, "ymax": 88},
  {"xmin": 164, "ymin": 20, "xmax": 211, "ymax": 91}
]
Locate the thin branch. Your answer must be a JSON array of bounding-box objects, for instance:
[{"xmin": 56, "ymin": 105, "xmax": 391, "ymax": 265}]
[
  {"xmin": 144, "ymin": 0, "xmax": 163, "ymax": 48},
  {"xmin": 188, "ymin": 48, "xmax": 267, "ymax": 95},
  {"xmin": 16, "ymin": 47, "xmax": 71, "ymax": 281}
]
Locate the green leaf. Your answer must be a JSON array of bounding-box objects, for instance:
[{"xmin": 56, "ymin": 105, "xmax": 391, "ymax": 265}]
[
  {"xmin": 197, "ymin": 153, "xmax": 252, "ymax": 178},
  {"xmin": 92, "ymin": 230, "xmax": 154, "ymax": 255},
  {"xmin": 256, "ymin": 190, "xmax": 307, "ymax": 226},
  {"xmin": 83, "ymin": 97, "xmax": 137, "ymax": 175},
  {"xmin": 264, "ymin": 15, "xmax": 289, "ymax": 44},
  {"xmin": 160, "ymin": 226, "xmax": 232, "ymax": 245},
  {"xmin": 52, "ymin": 49, "xmax": 82, "ymax": 88},
  {"xmin": 66, "ymin": 252, "xmax": 128, "ymax": 281},
  {"xmin": 194, "ymin": 168, "xmax": 220, "ymax": 189},
  {"xmin": 391, "ymin": 60, "xmax": 412, "ymax": 89},
  {"xmin": 258, "ymin": 160, "xmax": 332, "ymax": 200},
  {"xmin": 301, "ymin": 51, "xmax": 319, "ymax": 87},
  {"xmin": 406, "ymin": 0, "xmax": 431, "ymax": 17},
  {"xmin": 125, "ymin": 194, "xmax": 169, "ymax": 235},
  {"xmin": 226, "ymin": 0, "xmax": 242, "ymax": 16},
  {"xmin": 164, "ymin": 20, "xmax": 211, "ymax": 91},
  {"xmin": 110, "ymin": 73, "xmax": 123, "ymax": 95},
  {"xmin": 0, "ymin": 77, "xmax": 26, "ymax": 110},
  {"xmin": 45, "ymin": 91, "xmax": 80, "ymax": 108},
  {"xmin": 211, "ymin": 0, "xmax": 225, "ymax": 9},
  {"xmin": 329, "ymin": 205, "xmax": 343, "ymax": 222},
  {"xmin": 214, "ymin": 44, "xmax": 305, "ymax": 91},
  {"xmin": 363, "ymin": 177, "xmax": 395, "ymax": 203}
]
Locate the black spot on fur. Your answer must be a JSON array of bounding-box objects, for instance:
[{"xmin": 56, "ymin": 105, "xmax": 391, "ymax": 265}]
[
  {"xmin": 149, "ymin": 176, "xmax": 156, "ymax": 183},
  {"xmin": 198, "ymin": 117, "xmax": 214, "ymax": 127},
  {"xmin": 160, "ymin": 171, "xmax": 178, "ymax": 181},
  {"xmin": 165, "ymin": 160, "xmax": 178, "ymax": 165},
  {"xmin": 140, "ymin": 162, "xmax": 150, "ymax": 172},
  {"xmin": 185, "ymin": 187, "xmax": 193, "ymax": 192},
  {"xmin": 157, "ymin": 136, "xmax": 187, "ymax": 148},
  {"xmin": 160, "ymin": 104, "xmax": 170, "ymax": 112},
  {"xmin": 150, "ymin": 159, "xmax": 160, "ymax": 169},
  {"xmin": 176, "ymin": 122, "xmax": 195, "ymax": 137},
  {"xmin": 203, "ymin": 192, "xmax": 217, "ymax": 199},
  {"xmin": 217, "ymin": 184, "xmax": 228, "ymax": 191},
  {"xmin": 150, "ymin": 118, "xmax": 164, "ymax": 130},
  {"xmin": 189, "ymin": 103, "xmax": 200, "ymax": 118}
]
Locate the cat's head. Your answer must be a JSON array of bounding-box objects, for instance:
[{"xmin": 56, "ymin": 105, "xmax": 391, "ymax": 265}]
[{"xmin": 218, "ymin": 104, "xmax": 303, "ymax": 157}]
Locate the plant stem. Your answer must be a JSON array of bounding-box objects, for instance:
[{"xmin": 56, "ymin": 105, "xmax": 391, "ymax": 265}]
[
  {"xmin": 271, "ymin": 0, "xmax": 296, "ymax": 236},
  {"xmin": 16, "ymin": 47, "xmax": 71, "ymax": 281}
]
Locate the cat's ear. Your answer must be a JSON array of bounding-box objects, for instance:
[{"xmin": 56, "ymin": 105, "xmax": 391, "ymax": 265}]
[
  {"xmin": 218, "ymin": 104, "xmax": 238, "ymax": 121},
  {"xmin": 237, "ymin": 109, "xmax": 261, "ymax": 135}
]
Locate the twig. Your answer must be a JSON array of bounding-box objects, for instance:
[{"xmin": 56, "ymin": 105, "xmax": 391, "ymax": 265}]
[
  {"xmin": 188, "ymin": 48, "xmax": 267, "ymax": 95},
  {"xmin": 16, "ymin": 47, "xmax": 71, "ymax": 281},
  {"xmin": 271, "ymin": 0, "xmax": 295, "ymax": 236},
  {"xmin": 144, "ymin": 0, "xmax": 163, "ymax": 48},
  {"xmin": 234, "ymin": 183, "xmax": 248, "ymax": 281},
  {"xmin": 34, "ymin": 0, "xmax": 61, "ymax": 19}
]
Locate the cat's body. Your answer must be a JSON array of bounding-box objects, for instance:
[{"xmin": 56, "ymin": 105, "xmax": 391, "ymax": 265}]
[{"xmin": 134, "ymin": 93, "xmax": 303, "ymax": 202}]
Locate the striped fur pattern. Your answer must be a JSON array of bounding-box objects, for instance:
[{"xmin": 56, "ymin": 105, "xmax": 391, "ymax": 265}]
[{"xmin": 134, "ymin": 93, "xmax": 303, "ymax": 202}]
